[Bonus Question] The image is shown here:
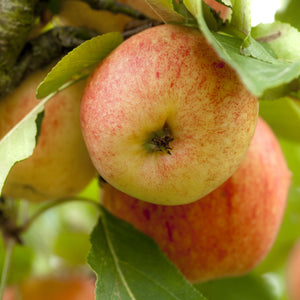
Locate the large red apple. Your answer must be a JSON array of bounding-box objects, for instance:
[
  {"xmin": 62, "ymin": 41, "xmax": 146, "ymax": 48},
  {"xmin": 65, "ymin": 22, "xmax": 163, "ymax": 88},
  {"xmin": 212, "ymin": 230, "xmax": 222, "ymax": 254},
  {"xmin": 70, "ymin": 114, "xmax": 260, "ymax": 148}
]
[
  {"xmin": 0, "ymin": 65, "xmax": 96, "ymax": 201},
  {"xmin": 101, "ymin": 117, "xmax": 290, "ymax": 282},
  {"xmin": 80, "ymin": 24, "xmax": 259, "ymax": 205}
]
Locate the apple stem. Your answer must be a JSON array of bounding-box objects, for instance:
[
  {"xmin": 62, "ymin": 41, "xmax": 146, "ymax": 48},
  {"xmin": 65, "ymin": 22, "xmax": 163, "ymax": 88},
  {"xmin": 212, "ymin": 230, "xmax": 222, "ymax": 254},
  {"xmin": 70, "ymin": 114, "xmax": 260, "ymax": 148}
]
[
  {"xmin": 144, "ymin": 123, "xmax": 174, "ymax": 155},
  {"xmin": 151, "ymin": 135, "xmax": 174, "ymax": 155}
]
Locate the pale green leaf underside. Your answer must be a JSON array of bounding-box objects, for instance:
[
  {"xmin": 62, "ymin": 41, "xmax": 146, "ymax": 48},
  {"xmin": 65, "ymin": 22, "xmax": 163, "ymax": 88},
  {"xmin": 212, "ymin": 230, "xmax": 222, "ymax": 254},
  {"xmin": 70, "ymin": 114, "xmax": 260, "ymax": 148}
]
[
  {"xmin": 88, "ymin": 208, "xmax": 206, "ymax": 300},
  {"xmin": 36, "ymin": 32, "xmax": 123, "ymax": 99},
  {"xmin": 0, "ymin": 98, "xmax": 46, "ymax": 194}
]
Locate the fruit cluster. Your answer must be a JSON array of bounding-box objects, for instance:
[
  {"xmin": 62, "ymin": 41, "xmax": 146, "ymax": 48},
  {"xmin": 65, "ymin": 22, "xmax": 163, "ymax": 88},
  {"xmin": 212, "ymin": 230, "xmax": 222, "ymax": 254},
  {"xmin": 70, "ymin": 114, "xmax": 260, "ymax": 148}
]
[
  {"xmin": 0, "ymin": 15, "xmax": 292, "ymax": 296},
  {"xmin": 80, "ymin": 24, "xmax": 290, "ymax": 282}
]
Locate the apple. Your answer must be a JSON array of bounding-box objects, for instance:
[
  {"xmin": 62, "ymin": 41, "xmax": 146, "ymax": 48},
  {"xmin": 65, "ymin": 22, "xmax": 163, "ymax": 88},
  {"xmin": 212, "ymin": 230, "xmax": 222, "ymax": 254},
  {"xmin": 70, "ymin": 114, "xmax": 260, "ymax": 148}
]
[
  {"xmin": 0, "ymin": 65, "xmax": 96, "ymax": 202},
  {"xmin": 80, "ymin": 24, "xmax": 259, "ymax": 205},
  {"xmin": 101, "ymin": 117, "xmax": 291, "ymax": 282},
  {"xmin": 3, "ymin": 274, "xmax": 95, "ymax": 300},
  {"xmin": 287, "ymin": 239, "xmax": 300, "ymax": 300}
]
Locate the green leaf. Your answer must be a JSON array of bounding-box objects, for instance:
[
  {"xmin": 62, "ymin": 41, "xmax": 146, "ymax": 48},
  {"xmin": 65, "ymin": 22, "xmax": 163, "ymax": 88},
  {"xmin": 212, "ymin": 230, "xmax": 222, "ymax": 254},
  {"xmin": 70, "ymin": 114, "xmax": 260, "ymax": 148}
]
[
  {"xmin": 241, "ymin": 35, "xmax": 277, "ymax": 63},
  {"xmin": 202, "ymin": 0, "xmax": 232, "ymax": 23},
  {"xmin": 259, "ymin": 98, "xmax": 300, "ymax": 142},
  {"xmin": 172, "ymin": 0, "xmax": 198, "ymax": 26},
  {"xmin": 195, "ymin": 273, "xmax": 278, "ymax": 300},
  {"xmin": 145, "ymin": 0, "xmax": 185, "ymax": 23},
  {"xmin": 36, "ymin": 32, "xmax": 123, "ymax": 99},
  {"xmin": 252, "ymin": 21, "xmax": 300, "ymax": 62},
  {"xmin": 0, "ymin": 98, "xmax": 46, "ymax": 194},
  {"xmin": 183, "ymin": 0, "xmax": 300, "ymax": 98},
  {"xmin": 88, "ymin": 207, "xmax": 206, "ymax": 300},
  {"xmin": 212, "ymin": 32, "xmax": 300, "ymax": 97},
  {"xmin": 230, "ymin": 0, "xmax": 252, "ymax": 36}
]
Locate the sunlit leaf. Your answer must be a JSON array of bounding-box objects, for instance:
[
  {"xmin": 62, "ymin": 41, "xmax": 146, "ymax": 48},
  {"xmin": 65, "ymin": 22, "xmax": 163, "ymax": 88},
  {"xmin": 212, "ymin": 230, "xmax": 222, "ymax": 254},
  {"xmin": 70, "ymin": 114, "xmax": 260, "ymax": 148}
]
[
  {"xmin": 0, "ymin": 98, "xmax": 46, "ymax": 194},
  {"xmin": 230, "ymin": 0, "xmax": 252, "ymax": 36},
  {"xmin": 252, "ymin": 21, "xmax": 300, "ymax": 62},
  {"xmin": 36, "ymin": 32, "xmax": 123, "ymax": 99}
]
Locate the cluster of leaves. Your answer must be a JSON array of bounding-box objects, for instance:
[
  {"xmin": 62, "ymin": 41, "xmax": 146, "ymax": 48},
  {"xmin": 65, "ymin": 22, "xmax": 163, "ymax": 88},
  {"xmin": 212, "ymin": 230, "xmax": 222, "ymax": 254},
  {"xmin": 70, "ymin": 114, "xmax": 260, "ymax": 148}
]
[{"xmin": 1, "ymin": 0, "xmax": 300, "ymax": 300}]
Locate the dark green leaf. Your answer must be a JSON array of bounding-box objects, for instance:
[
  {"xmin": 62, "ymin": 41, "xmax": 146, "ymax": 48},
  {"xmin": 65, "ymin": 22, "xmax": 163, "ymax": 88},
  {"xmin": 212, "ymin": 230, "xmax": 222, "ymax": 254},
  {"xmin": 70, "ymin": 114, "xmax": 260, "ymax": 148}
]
[
  {"xmin": 36, "ymin": 32, "xmax": 123, "ymax": 99},
  {"xmin": 88, "ymin": 207, "xmax": 206, "ymax": 300}
]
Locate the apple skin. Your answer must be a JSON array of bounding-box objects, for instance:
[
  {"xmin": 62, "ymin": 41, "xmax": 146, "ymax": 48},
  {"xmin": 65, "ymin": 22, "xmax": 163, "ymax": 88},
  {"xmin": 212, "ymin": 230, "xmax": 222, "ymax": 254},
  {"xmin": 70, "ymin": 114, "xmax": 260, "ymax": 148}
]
[
  {"xmin": 0, "ymin": 66, "xmax": 96, "ymax": 202},
  {"xmin": 101, "ymin": 117, "xmax": 291, "ymax": 283},
  {"xmin": 287, "ymin": 239, "xmax": 300, "ymax": 300},
  {"xmin": 3, "ymin": 275, "xmax": 95, "ymax": 300},
  {"xmin": 81, "ymin": 24, "xmax": 259, "ymax": 205}
]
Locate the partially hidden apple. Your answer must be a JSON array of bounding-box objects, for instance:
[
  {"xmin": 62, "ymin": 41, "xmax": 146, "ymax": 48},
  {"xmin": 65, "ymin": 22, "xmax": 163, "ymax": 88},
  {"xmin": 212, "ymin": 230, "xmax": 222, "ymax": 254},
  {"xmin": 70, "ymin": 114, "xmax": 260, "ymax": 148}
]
[
  {"xmin": 58, "ymin": 0, "xmax": 132, "ymax": 34},
  {"xmin": 58, "ymin": 0, "xmax": 161, "ymax": 34},
  {"xmin": 3, "ymin": 274, "xmax": 95, "ymax": 300},
  {"xmin": 101, "ymin": 117, "xmax": 291, "ymax": 283},
  {"xmin": 80, "ymin": 24, "xmax": 259, "ymax": 205},
  {"xmin": 0, "ymin": 65, "xmax": 96, "ymax": 202},
  {"xmin": 287, "ymin": 239, "xmax": 300, "ymax": 300}
]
